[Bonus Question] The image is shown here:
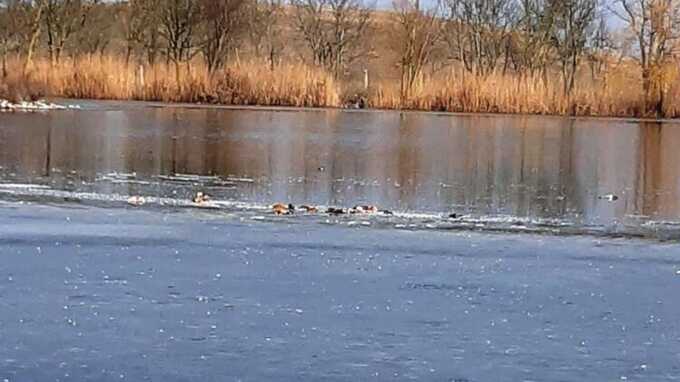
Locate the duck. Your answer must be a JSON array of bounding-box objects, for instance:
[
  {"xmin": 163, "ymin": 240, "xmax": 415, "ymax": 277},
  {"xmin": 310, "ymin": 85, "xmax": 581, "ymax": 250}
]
[
  {"xmin": 326, "ymin": 207, "xmax": 346, "ymax": 215},
  {"xmin": 299, "ymin": 205, "xmax": 319, "ymax": 213},
  {"xmin": 193, "ymin": 192, "xmax": 211, "ymax": 204},
  {"xmin": 127, "ymin": 195, "xmax": 146, "ymax": 206},
  {"xmin": 598, "ymin": 194, "xmax": 619, "ymax": 202},
  {"xmin": 272, "ymin": 203, "xmax": 295, "ymax": 215},
  {"xmin": 351, "ymin": 205, "xmax": 379, "ymax": 214}
]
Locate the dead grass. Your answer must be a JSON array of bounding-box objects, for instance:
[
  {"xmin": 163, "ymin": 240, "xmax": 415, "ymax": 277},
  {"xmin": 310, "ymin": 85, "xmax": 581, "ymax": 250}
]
[
  {"xmin": 371, "ymin": 65, "xmax": 666, "ymax": 118},
  {"xmin": 2, "ymin": 55, "xmax": 680, "ymax": 118},
  {"xmin": 1, "ymin": 56, "xmax": 339, "ymax": 107}
]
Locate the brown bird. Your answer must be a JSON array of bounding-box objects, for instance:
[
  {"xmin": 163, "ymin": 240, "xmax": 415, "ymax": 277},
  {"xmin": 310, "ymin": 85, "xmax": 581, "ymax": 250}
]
[
  {"xmin": 352, "ymin": 205, "xmax": 379, "ymax": 214},
  {"xmin": 272, "ymin": 203, "xmax": 295, "ymax": 215},
  {"xmin": 299, "ymin": 205, "xmax": 319, "ymax": 213}
]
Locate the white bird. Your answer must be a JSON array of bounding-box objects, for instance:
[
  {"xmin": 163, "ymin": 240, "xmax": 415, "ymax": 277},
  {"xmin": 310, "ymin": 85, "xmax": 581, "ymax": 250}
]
[
  {"xmin": 127, "ymin": 196, "xmax": 146, "ymax": 206},
  {"xmin": 598, "ymin": 194, "xmax": 619, "ymax": 202}
]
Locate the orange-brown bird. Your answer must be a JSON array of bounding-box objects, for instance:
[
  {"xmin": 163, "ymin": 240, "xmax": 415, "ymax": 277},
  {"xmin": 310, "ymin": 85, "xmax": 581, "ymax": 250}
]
[
  {"xmin": 352, "ymin": 205, "xmax": 379, "ymax": 214},
  {"xmin": 272, "ymin": 203, "xmax": 295, "ymax": 215},
  {"xmin": 299, "ymin": 205, "xmax": 319, "ymax": 213}
]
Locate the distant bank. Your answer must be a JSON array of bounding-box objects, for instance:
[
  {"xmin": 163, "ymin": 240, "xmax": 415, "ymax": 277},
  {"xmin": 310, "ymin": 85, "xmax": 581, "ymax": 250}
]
[{"xmin": 2, "ymin": 56, "xmax": 679, "ymax": 119}]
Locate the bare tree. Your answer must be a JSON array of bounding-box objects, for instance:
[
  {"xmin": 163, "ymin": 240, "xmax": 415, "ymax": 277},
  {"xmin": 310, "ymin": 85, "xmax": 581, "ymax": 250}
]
[
  {"xmin": 44, "ymin": 0, "xmax": 99, "ymax": 64},
  {"xmin": 245, "ymin": 0, "xmax": 285, "ymax": 70},
  {"xmin": 509, "ymin": 0, "xmax": 555, "ymax": 77},
  {"xmin": 0, "ymin": 0, "xmax": 27, "ymax": 77},
  {"xmin": 444, "ymin": 0, "xmax": 517, "ymax": 75},
  {"xmin": 24, "ymin": 0, "xmax": 46, "ymax": 72},
  {"xmin": 612, "ymin": 0, "xmax": 680, "ymax": 116},
  {"xmin": 120, "ymin": 0, "xmax": 162, "ymax": 66},
  {"xmin": 393, "ymin": 0, "xmax": 443, "ymax": 100},
  {"xmin": 157, "ymin": 0, "xmax": 202, "ymax": 83},
  {"xmin": 199, "ymin": 0, "xmax": 246, "ymax": 73},
  {"xmin": 292, "ymin": 0, "xmax": 372, "ymax": 78},
  {"xmin": 586, "ymin": 14, "xmax": 617, "ymax": 82},
  {"xmin": 73, "ymin": 0, "xmax": 113, "ymax": 57},
  {"xmin": 548, "ymin": 0, "xmax": 598, "ymax": 95}
]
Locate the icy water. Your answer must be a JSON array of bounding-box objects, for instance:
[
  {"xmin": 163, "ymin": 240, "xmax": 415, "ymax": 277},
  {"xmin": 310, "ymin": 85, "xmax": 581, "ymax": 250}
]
[
  {"xmin": 2, "ymin": 103, "xmax": 680, "ymax": 382},
  {"xmin": 1, "ymin": 204, "xmax": 680, "ymax": 382},
  {"xmin": 1, "ymin": 101, "xmax": 680, "ymax": 238}
]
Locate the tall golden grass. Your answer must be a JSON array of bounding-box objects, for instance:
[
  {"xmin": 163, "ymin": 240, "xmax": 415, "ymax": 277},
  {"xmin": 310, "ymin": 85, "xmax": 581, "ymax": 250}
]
[
  {"xmin": 2, "ymin": 54, "xmax": 680, "ymax": 118},
  {"xmin": 1, "ymin": 56, "xmax": 339, "ymax": 107},
  {"xmin": 372, "ymin": 64, "xmax": 680, "ymax": 118}
]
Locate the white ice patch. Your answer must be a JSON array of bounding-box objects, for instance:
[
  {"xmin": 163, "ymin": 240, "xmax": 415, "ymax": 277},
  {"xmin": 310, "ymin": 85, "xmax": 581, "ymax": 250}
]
[
  {"xmin": 0, "ymin": 99, "xmax": 80, "ymax": 111},
  {"xmin": 225, "ymin": 176, "xmax": 255, "ymax": 183},
  {"xmin": 0, "ymin": 183, "xmax": 51, "ymax": 189}
]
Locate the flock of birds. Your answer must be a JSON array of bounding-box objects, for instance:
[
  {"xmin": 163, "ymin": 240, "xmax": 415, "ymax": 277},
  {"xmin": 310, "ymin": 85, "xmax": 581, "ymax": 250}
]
[
  {"xmin": 126, "ymin": 191, "xmax": 395, "ymax": 217},
  {"xmin": 126, "ymin": 191, "xmax": 621, "ymax": 217},
  {"xmin": 270, "ymin": 202, "xmax": 392, "ymax": 216},
  {"xmin": 194, "ymin": 192, "xmax": 394, "ymax": 216}
]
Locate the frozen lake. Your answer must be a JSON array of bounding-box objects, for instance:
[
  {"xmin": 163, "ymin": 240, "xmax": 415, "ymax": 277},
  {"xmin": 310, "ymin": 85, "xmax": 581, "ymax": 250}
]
[
  {"xmin": 1, "ymin": 102, "xmax": 680, "ymax": 381},
  {"xmin": 0, "ymin": 203, "xmax": 679, "ymax": 381},
  {"xmin": 1, "ymin": 101, "xmax": 680, "ymax": 237}
]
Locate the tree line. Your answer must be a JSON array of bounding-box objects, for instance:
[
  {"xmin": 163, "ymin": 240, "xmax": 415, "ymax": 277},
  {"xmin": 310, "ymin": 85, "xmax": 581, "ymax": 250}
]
[{"xmin": 1, "ymin": 0, "xmax": 679, "ymax": 115}]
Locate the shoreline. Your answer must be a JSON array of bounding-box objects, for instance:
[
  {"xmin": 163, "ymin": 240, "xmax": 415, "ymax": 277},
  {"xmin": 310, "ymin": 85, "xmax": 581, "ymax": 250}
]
[
  {"xmin": 4, "ymin": 56, "xmax": 679, "ymax": 121},
  {"xmin": 29, "ymin": 97, "xmax": 680, "ymax": 125}
]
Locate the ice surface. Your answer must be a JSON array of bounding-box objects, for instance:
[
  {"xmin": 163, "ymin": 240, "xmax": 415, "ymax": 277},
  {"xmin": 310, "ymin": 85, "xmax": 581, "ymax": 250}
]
[{"xmin": 0, "ymin": 204, "xmax": 678, "ymax": 381}]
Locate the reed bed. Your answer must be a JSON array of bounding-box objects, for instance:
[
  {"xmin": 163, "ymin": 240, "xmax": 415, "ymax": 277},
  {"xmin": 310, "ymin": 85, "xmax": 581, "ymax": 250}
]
[
  {"xmin": 1, "ymin": 56, "xmax": 339, "ymax": 107},
  {"xmin": 371, "ymin": 66, "xmax": 670, "ymax": 118},
  {"xmin": 2, "ymin": 55, "xmax": 680, "ymax": 118}
]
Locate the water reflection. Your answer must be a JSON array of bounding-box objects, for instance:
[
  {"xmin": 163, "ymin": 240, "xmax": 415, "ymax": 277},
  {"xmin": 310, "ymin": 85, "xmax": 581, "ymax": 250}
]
[{"xmin": 0, "ymin": 105, "xmax": 679, "ymax": 227}]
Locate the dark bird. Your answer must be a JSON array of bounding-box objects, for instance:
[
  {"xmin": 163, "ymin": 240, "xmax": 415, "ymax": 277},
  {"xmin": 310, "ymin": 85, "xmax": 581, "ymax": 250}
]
[{"xmin": 326, "ymin": 207, "xmax": 346, "ymax": 215}]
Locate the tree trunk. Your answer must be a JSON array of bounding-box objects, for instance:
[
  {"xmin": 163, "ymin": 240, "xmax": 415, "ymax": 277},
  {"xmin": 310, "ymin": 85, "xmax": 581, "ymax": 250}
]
[
  {"xmin": 147, "ymin": 47, "xmax": 157, "ymax": 66},
  {"xmin": 651, "ymin": 65, "xmax": 664, "ymax": 118},
  {"xmin": 642, "ymin": 66, "xmax": 653, "ymax": 116},
  {"xmin": 55, "ymin": 44, "xmax": 63, "ymax": 65},
  {"xmin": 174, "ymin": 60, "xmax": 181, "ymax": 93},
  {"xmin": 656, "ymin": 85, "xmax": 664, "ymax": 118},
  {"xmin": 125, "ymin": 45, "xmax": 133, "ymax": 68},
  {"xmin": 269, "ymin": 47, "xmax": 275, "ymax": 71},
  {"xmin": 2, "ymin": 48, "xmax": 7, "ymax": 78},
  {"xmin": 24, "ymin": 0, "xmax": 46, "ymax": 73}
]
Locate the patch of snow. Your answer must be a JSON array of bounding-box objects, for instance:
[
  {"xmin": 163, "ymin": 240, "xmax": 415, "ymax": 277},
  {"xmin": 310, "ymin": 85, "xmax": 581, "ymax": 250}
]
[
  {"xmin": 0, "ymin": 99, "xmax": 80, "ymax": 111},
  {"xmin": 225, "ymin": 176, "xmax": 255, "ymax": 183},
  {"xmin": 0, "ymin": 183, "xmax": 51, "ymax": 189}
]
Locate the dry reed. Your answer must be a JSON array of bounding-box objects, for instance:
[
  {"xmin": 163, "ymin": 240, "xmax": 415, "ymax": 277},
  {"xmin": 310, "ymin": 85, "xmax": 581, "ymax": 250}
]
[
  {"xmin": 371, "ymin": 65, "xmax": 668, "ymax": 118},
  {"xmin": 1, "ymin": 56, "xmax": 339, "ymax": 107},
  {"xmin": 2, "ymin": 55, "xmax": 680, "ymax": 118}
]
